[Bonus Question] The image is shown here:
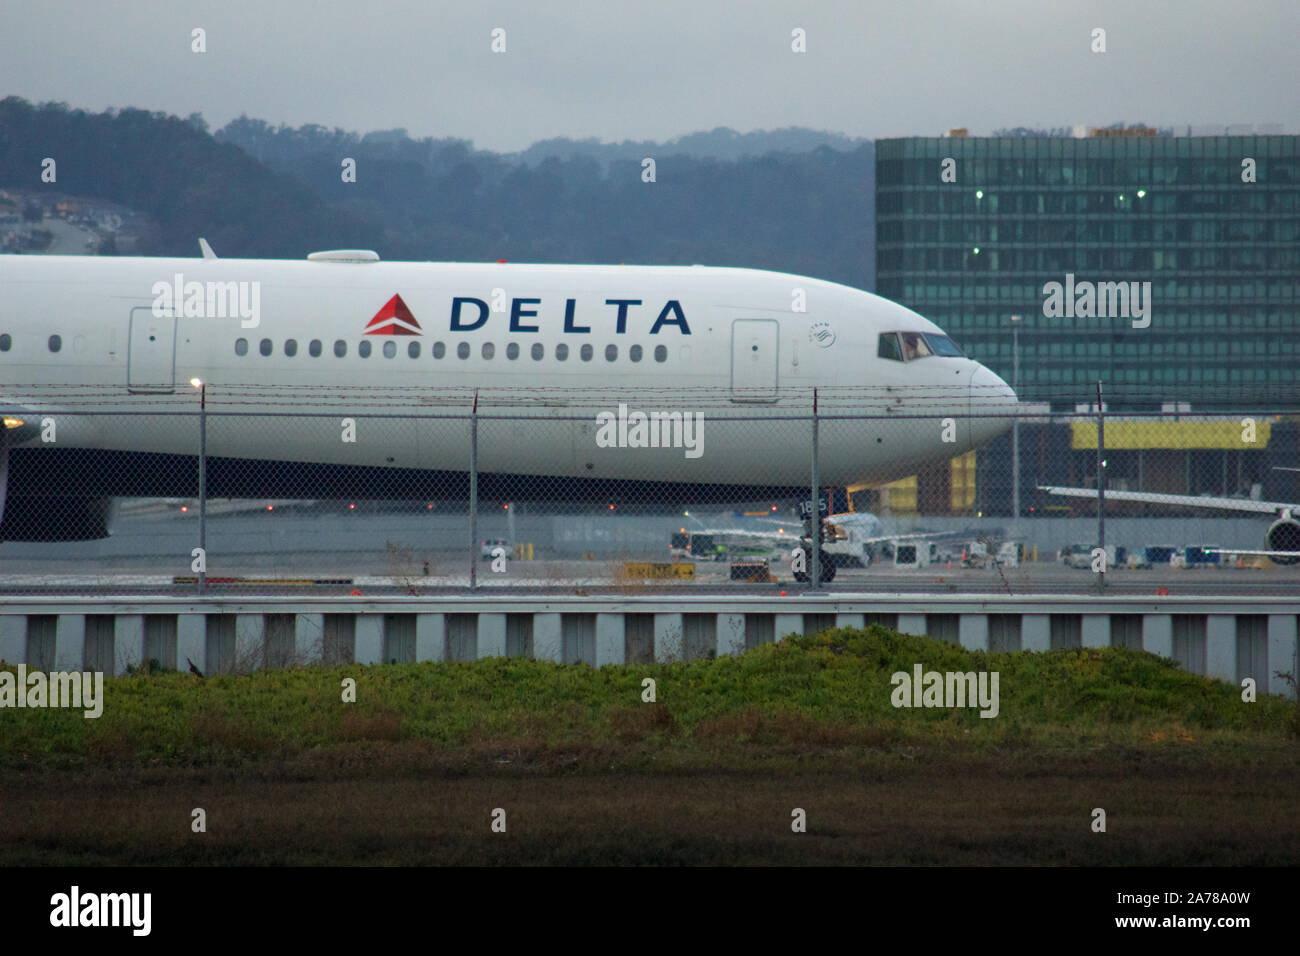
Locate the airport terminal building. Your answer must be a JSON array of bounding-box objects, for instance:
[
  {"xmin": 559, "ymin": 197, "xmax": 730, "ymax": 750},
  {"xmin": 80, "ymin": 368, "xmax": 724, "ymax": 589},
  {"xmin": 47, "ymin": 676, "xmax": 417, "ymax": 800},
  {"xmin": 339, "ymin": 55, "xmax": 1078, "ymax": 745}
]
[{"xmin": 871, "ymin": 131, "xmax": 1300, "ymax": 517}]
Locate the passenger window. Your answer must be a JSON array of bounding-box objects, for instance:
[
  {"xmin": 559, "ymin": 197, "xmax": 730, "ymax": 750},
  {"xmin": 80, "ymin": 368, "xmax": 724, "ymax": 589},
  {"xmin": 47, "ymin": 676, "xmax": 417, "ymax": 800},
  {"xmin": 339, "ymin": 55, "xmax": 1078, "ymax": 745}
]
[
  {"xmin": 0, "ymin": 333, "xmax": 10, "ymax": 352},
  {"xmin": 432, "ymin": 341, "xmax": 445, "ymax": 359},
  {"xmin": 407, "ymin": 341, "xmax": 420, "ymax": 358},
  {"xmin": 580, "ymin": 344, "xmax": 593, "ymax": 362},
  {"xmin": 259, "ymin": 338, "xmax": 272, "ymax": 356},
  {"xmin": 878, "ymin": 333, "xmax": 902, "ymax": 362},
  {"xmin": 334, "ymin": 340, "xmax": 347, "ymax": 357},
  {"xmin": 457, "ymin": 342, "xmax": 470, "ymax": 359},
  {"xmin": 531, "ymin": 343, "xmax": 544, "ymax": 360},
  {"xmin": 48, "ymin": 334, "xmax": 62, "ymax": 353},
  {"xmin": 383, "ymin": 340, "xmax": 396, "ymax": 358},
  {"xmin": 309, "ymin": 339, "xmax": 322, "ymax": 357},
  {"xmin": 358, "ymin": 340, "xmax": 372, "ymax": 358},
  {"xmin": 506, "ymin": 343, "xmax": 519, "ymax": 360},
  {"xmin": 284, "ymin": 339, "xmax": 298, "ymax": 357},
  {"xmin": 555, "ymin": 343, "xmax": 569, "ymax": 361},
  {"xmin": 482, "ymin": 342, "xmax": 494, "ymax": 359},
  {"xmin": 235, "ymin": 338, "xmax": 248, "ymax": 356},
  {"xmin": 629, "ymin": 344, "xmax": 643, "ymax": 362},
  {"xmin": 605, "ymin": 344, "xmax": 617, "ymax": 361},
  {"xmin": 654, "ymin": 345, "xmax": 667, "ymax": 363}
]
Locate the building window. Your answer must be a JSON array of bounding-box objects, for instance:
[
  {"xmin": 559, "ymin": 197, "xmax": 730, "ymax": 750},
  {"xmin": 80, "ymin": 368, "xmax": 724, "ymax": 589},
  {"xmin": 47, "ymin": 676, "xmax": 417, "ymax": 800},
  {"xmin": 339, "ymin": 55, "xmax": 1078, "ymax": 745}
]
[
  {"xmin": 309, "ymin": 339, "xmax": 322, "ymax": 357},
  {"xmin": 358, "ymin": 340, "xmax": 372, "ymax": 358},
  {"xmin": 284, "ymin": 339, "xmax": 298, "ymax": 357},
  {"xmin": 235, "ymin": 338, "xmax": 248, "ymax": 356}
]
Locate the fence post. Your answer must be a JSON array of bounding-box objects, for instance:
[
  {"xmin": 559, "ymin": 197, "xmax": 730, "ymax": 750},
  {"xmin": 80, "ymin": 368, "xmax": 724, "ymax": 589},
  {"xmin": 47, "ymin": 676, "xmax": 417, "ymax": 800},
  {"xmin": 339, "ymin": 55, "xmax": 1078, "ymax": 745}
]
[
  {"xmin": 469, "ymin": 390, "xmax": 478, "ymax": 591},
  {"xmin": 809, "ymin": 387, "xmax": 821, "ymax": 590},
  {"xmin": 1096, "ymin": 381, "xmax": 1105, "ymax": 592},
  {"xmin": 198, "ymin": 382, "xmax": 206, "ymax": 595}
]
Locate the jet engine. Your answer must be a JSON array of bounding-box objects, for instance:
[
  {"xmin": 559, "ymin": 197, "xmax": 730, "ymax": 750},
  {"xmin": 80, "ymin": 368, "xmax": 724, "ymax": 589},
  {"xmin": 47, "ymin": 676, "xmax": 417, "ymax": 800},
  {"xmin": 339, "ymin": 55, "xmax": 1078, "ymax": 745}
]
[
  {"xmin": 1265, "ymin": 513, "xmax": 1300, "ymax": 565},
  {"xmin": 0, "ymin": 438, "xmax": 115, "ymax": 541}
]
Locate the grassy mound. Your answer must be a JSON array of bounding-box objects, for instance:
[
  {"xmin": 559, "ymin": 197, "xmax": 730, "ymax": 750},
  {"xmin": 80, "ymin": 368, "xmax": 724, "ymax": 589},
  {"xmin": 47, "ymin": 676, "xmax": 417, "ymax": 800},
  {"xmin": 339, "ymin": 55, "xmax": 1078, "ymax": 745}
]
[{"xmin": 1, "ymin": 625, "xmax": 1293, "ymax": 767}]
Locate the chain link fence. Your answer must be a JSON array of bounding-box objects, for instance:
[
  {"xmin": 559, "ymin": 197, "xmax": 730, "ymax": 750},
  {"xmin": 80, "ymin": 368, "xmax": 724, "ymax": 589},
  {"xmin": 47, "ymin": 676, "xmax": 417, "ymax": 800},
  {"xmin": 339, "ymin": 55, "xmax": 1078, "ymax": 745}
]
[{"xmin": 0, "ymin": 383, "xmax": 1297, "ymax": 594}]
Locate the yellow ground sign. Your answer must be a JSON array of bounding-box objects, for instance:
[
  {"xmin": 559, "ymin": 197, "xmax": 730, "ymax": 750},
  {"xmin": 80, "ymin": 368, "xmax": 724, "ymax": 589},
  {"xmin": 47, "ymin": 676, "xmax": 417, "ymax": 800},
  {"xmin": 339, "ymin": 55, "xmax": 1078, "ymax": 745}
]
[
  {"xmin": 622, "ymin": 562, "xmax": 695, "ymax": 579},
  {"xmin": 1071, "ymin": 421, "xmax": 1272, "ymax": 450}
]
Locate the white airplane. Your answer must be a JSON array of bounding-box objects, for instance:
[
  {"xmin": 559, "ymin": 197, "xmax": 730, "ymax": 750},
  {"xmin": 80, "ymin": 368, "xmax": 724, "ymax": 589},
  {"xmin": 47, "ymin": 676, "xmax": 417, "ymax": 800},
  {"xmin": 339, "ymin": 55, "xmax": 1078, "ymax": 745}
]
[
  {"xmin": 0, "ymin": 245, "xmax": 1016, "ymax": 540},
  {"xmin": 1040, "ymin": 475, "xmax": 1300, "ymax": 565}
]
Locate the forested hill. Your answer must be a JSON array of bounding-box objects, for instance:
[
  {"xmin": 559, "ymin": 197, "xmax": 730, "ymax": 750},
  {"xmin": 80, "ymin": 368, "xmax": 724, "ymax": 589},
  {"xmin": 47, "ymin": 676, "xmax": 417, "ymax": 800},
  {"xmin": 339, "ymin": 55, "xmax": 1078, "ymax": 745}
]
[
  {"xmin": 0, "ymin": 99, "xmax": 875, "ymax": 290},
  {"xmin": 0, "ymin": 97, "xmax": 385, "ymax": 258},
  {"xmin": 216, "ymin": 118, "xmax": 867, "ymax": 169}
]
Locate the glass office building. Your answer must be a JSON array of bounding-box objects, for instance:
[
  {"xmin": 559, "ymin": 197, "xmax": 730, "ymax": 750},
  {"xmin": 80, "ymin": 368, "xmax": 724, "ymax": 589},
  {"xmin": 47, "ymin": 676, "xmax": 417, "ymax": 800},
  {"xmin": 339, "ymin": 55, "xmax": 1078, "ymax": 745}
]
[
  {"xmin": 875, "ymin": 134, "xmax": 1300, "ymax": 409},
  {"xmin": 868, "ymin": 134, "xmax": 1300, "ymax": 516}
]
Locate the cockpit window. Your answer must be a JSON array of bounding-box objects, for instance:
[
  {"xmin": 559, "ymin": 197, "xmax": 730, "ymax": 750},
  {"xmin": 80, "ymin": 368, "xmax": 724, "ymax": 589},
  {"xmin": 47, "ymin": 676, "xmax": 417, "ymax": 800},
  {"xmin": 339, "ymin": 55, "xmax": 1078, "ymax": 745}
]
[
  {"xmin": 900, "ymin": 332, "xmax": 933, "ymax": 360},
  {"xmin": 924, "ymin": 333, "xmax": 963, "ymax": 357},
  {"xmin": 877, "ymin": 332, "xmax": 903, "ymax": 362},
  {"xmin": 883, "ymin": 330, "xmax": 965, "ymax": 361}
]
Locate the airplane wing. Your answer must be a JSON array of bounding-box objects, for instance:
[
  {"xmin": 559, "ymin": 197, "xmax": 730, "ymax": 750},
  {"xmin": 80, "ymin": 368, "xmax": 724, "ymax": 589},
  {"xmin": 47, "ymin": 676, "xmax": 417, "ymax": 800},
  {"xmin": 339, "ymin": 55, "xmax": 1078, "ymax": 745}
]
[
  {"xmin": 685, "ymin": 527, "xmax": 802, "ymax": 547},
  {"xmin": 1039, "ymin": 485, "xmax": 1296, "ymax": 516},
  {"xmin": 817, "ymin": 512, "xmax": 969, "ymax": 546},
  {"xmin": 855, "ymin": 529, "xmax": 981, "ymax": 545},
  {"xmin": 1202, "ymin": 548, "xmax": 1300, "ymax": 559},
  {"xmin": 694, "ymin": 512, "xmax": 994, "ymax": 549}
]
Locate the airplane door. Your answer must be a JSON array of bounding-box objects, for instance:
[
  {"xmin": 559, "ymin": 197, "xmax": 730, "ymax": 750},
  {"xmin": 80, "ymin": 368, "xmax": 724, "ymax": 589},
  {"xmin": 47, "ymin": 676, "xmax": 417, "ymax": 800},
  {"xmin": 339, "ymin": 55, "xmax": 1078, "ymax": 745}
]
[
  {"xmin": 730, "ymin": 319, "xmax": 779, "ymax": 402},
  {"xmin": 127, "ymin": 306, "xmax": 176, "ymax": 393}
]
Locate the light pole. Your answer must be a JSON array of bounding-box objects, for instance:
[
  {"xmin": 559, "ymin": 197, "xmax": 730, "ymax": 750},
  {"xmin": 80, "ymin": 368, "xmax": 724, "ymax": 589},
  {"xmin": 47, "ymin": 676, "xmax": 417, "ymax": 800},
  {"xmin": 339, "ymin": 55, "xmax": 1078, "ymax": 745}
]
[{"xmin": 1008, "ymin": 315, "xmax": 1021, "ymax": 527}]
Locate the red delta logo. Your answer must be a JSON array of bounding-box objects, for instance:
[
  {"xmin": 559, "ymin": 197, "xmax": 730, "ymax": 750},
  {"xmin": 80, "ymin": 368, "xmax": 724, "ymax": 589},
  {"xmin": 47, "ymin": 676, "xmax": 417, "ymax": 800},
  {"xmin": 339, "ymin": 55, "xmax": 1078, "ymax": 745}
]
[{"xmin": 365, "ymin": 294, "xmax": 421, "ymax": 335}]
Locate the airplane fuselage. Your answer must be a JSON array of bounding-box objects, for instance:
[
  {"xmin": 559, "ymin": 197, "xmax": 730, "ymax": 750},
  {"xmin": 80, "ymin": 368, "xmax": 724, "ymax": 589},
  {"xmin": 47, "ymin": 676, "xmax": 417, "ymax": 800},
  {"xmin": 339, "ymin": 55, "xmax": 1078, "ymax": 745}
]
[{"xmin": 0, "ymin": 254, "xmax": 1016, "ymax": 513}]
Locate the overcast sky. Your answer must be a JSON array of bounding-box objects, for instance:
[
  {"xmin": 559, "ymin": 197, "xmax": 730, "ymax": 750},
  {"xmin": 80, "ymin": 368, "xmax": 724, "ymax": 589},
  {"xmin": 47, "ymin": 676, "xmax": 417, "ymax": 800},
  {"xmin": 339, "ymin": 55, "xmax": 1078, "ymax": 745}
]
[{"xmin": 2, "ymin": 0, "xmax": 1296, "ymax": 152}]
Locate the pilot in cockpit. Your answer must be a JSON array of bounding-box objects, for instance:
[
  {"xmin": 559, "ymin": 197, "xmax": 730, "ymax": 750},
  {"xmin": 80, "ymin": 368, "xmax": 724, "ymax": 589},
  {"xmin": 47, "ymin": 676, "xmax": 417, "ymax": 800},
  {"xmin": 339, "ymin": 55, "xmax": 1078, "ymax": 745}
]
[{"xmin": 902, "ymin": 332, "xmax": 931, "ymax": 361}]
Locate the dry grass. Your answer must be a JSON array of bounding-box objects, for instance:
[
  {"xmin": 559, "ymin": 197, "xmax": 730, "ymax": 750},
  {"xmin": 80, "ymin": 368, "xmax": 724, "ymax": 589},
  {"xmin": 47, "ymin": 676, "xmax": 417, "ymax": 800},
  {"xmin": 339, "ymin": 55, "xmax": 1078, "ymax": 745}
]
[{"xmin": 4, "ymin": 748, "xmax": 1299, "ymax": 865}]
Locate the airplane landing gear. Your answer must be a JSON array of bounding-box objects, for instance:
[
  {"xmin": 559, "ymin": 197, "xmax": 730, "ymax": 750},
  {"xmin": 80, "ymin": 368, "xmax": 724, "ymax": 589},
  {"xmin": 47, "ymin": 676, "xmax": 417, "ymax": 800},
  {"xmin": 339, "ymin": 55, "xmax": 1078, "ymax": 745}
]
[{"xmin": 792, "ymin": 548, "xmax": 836, "ymax": 584}]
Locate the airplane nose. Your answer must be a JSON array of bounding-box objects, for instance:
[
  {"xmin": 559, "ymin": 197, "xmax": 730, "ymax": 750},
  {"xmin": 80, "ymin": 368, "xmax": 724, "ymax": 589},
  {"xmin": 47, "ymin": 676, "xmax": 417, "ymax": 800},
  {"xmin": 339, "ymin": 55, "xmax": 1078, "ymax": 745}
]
[{"xmin": 969, "ymin": 365, "xmax": 1017, "ymax": 446}]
